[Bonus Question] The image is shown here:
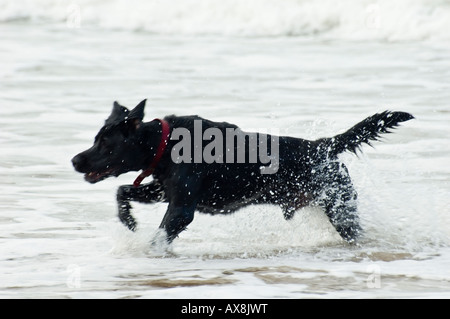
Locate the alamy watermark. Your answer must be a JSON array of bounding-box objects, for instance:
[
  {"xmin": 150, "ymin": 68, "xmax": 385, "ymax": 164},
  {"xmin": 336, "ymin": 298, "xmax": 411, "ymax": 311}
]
[
  {"xmin": 365, "ymin": 2, "xmax": 381, "ymax": 30},
  {"xmin": 67, "ymin": 2, "xmax": 82, "ymax": 29},
  {"xmin": 66, "ymin": 264, "xmax": 81, "ymax": 289},
  {"xmin": 366, "ymin": 264, "xmax": 381, "ymax": 288},
  {"xmin": 170, "ymin": 120, "xmax": 280, "ymax": 174}
]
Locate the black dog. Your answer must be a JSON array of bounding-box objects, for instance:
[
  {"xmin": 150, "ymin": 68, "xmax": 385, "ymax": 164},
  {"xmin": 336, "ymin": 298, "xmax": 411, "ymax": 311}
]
[{"xmin": 72, "ymin": 100, "xmax": 413, "ymax": 245}]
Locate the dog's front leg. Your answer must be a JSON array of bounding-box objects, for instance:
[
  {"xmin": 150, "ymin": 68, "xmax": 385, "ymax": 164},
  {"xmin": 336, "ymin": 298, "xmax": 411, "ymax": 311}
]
[
  {"xmin": 158, "ymin": 201, "xmax": 197, "ymax": 244},
  {"xmin": 117, "ymin": 181, "xmax": 166, "ymax": 231},
  {"xmin": 155, "ymin": 167, "xmax": 202, "ymax": 244}
]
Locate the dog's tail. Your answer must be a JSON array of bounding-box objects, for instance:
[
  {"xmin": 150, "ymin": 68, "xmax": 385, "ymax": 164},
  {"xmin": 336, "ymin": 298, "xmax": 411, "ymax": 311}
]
[{"xmin": 317, "ymin": 111, "xmax": 414, "ymax": 159}]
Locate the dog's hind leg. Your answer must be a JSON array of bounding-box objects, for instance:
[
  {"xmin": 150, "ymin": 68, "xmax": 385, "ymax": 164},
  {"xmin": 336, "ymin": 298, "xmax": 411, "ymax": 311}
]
[
  {"xmin": 313, "ymin": 162, "xmax": 361, "ymax": 243},
  {"xmin": 117, "ymin": 181, "xmax": 166, "ymax": 231},
  {"xmin": 280, "ymin": 197, "xmax": 306, "ymax": 220},
  {"xmin": 278, "ymin": 181, "xmax": 313, "ymax": 221}
]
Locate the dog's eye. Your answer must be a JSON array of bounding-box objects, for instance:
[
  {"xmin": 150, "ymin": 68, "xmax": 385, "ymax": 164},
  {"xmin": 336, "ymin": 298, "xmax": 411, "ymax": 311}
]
[{"xmin": 99, "ymin": 136, "xmax": 113, "ymax": 151}]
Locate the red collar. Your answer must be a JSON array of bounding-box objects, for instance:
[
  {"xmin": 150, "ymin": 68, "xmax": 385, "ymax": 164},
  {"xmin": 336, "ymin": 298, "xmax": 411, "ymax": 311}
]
[{"xmin": 133, "ymin": 118, "xmax": 170, "ymax": 187}]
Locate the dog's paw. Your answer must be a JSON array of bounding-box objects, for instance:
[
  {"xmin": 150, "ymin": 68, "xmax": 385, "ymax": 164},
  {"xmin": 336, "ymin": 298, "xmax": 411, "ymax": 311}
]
[{"xmin": 147, "ymin": 229, "xmax": 171, "ymax": 256}]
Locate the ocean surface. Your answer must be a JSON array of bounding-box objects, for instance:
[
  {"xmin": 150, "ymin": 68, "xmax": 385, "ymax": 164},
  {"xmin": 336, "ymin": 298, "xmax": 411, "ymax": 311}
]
[{"xmin": 0, "ymin": 0, "xmax": 449, "ymax": 298}]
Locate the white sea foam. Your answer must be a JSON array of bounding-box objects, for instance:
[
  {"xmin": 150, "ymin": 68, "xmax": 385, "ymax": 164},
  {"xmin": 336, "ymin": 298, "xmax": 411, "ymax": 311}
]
[{"xmin": 1, "ymin": 0, "xmax": 450, "ymax": 41}]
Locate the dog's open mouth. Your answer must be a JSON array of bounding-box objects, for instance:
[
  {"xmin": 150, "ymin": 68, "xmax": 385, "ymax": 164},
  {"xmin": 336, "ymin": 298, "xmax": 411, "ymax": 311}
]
[{"xmin": 84, "ymin": 168, "xmax": 115, "ymax": 184}]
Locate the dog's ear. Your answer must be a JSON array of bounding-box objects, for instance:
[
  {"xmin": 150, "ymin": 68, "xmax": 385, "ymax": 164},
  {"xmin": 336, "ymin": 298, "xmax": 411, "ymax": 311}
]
[
  {"xmin": 106, "ymin": 101, "xmax": 130, "ymax": 125},
  {"xmin": 120, "ymin": 100, "xmax": 147, "ymax": 135},
  {"xmin": 128, "ymin": 99, "xmax": 146, "ymax": 122}
]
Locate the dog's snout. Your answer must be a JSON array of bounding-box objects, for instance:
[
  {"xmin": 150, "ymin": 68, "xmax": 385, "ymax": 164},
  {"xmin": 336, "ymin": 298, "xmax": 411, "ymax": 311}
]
[{"xmin": 71, "ymin": 154, "xmax": 84, "ymax": 172}]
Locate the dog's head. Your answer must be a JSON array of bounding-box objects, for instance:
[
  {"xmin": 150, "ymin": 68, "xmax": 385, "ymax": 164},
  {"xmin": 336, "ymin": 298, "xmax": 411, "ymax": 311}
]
[{"xmin": 72, "ymin": 100, "xmax": 147, "ymax": 183}]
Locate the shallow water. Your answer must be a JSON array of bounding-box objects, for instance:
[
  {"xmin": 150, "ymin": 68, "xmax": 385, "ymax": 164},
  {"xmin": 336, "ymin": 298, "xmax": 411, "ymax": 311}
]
[{"xmin": 1, "ymin": 1, "xmax": 450, "ymax": 298}]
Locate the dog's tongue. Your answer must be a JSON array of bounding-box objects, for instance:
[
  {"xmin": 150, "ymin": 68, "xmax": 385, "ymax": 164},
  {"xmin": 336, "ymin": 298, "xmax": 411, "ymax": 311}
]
[
  {"xmin": 85, "ymin": 172, "xmax": 100, "ymax": 183},
  {"xmin": 85, "ymin": 171, "xmax": 108, "ymax": 183}
]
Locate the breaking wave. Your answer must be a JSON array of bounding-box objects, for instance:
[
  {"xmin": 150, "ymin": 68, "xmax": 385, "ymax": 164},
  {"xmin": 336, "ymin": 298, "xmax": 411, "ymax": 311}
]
[{"xmin": 1, "ymin": 0, "xmax": 450, "ymax": 41}]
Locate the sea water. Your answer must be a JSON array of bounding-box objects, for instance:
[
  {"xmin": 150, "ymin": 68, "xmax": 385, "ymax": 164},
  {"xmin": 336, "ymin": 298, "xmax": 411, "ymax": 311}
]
[{"xmin": 0, "ymin": 0, "xmax": 449, "ymax": 298}]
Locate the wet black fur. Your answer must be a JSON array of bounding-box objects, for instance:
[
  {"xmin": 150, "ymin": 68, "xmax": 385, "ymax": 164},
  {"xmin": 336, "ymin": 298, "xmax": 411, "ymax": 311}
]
[{"xmin": 72, "ymin": 100, "xmax": 414, "ymax": 244}]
